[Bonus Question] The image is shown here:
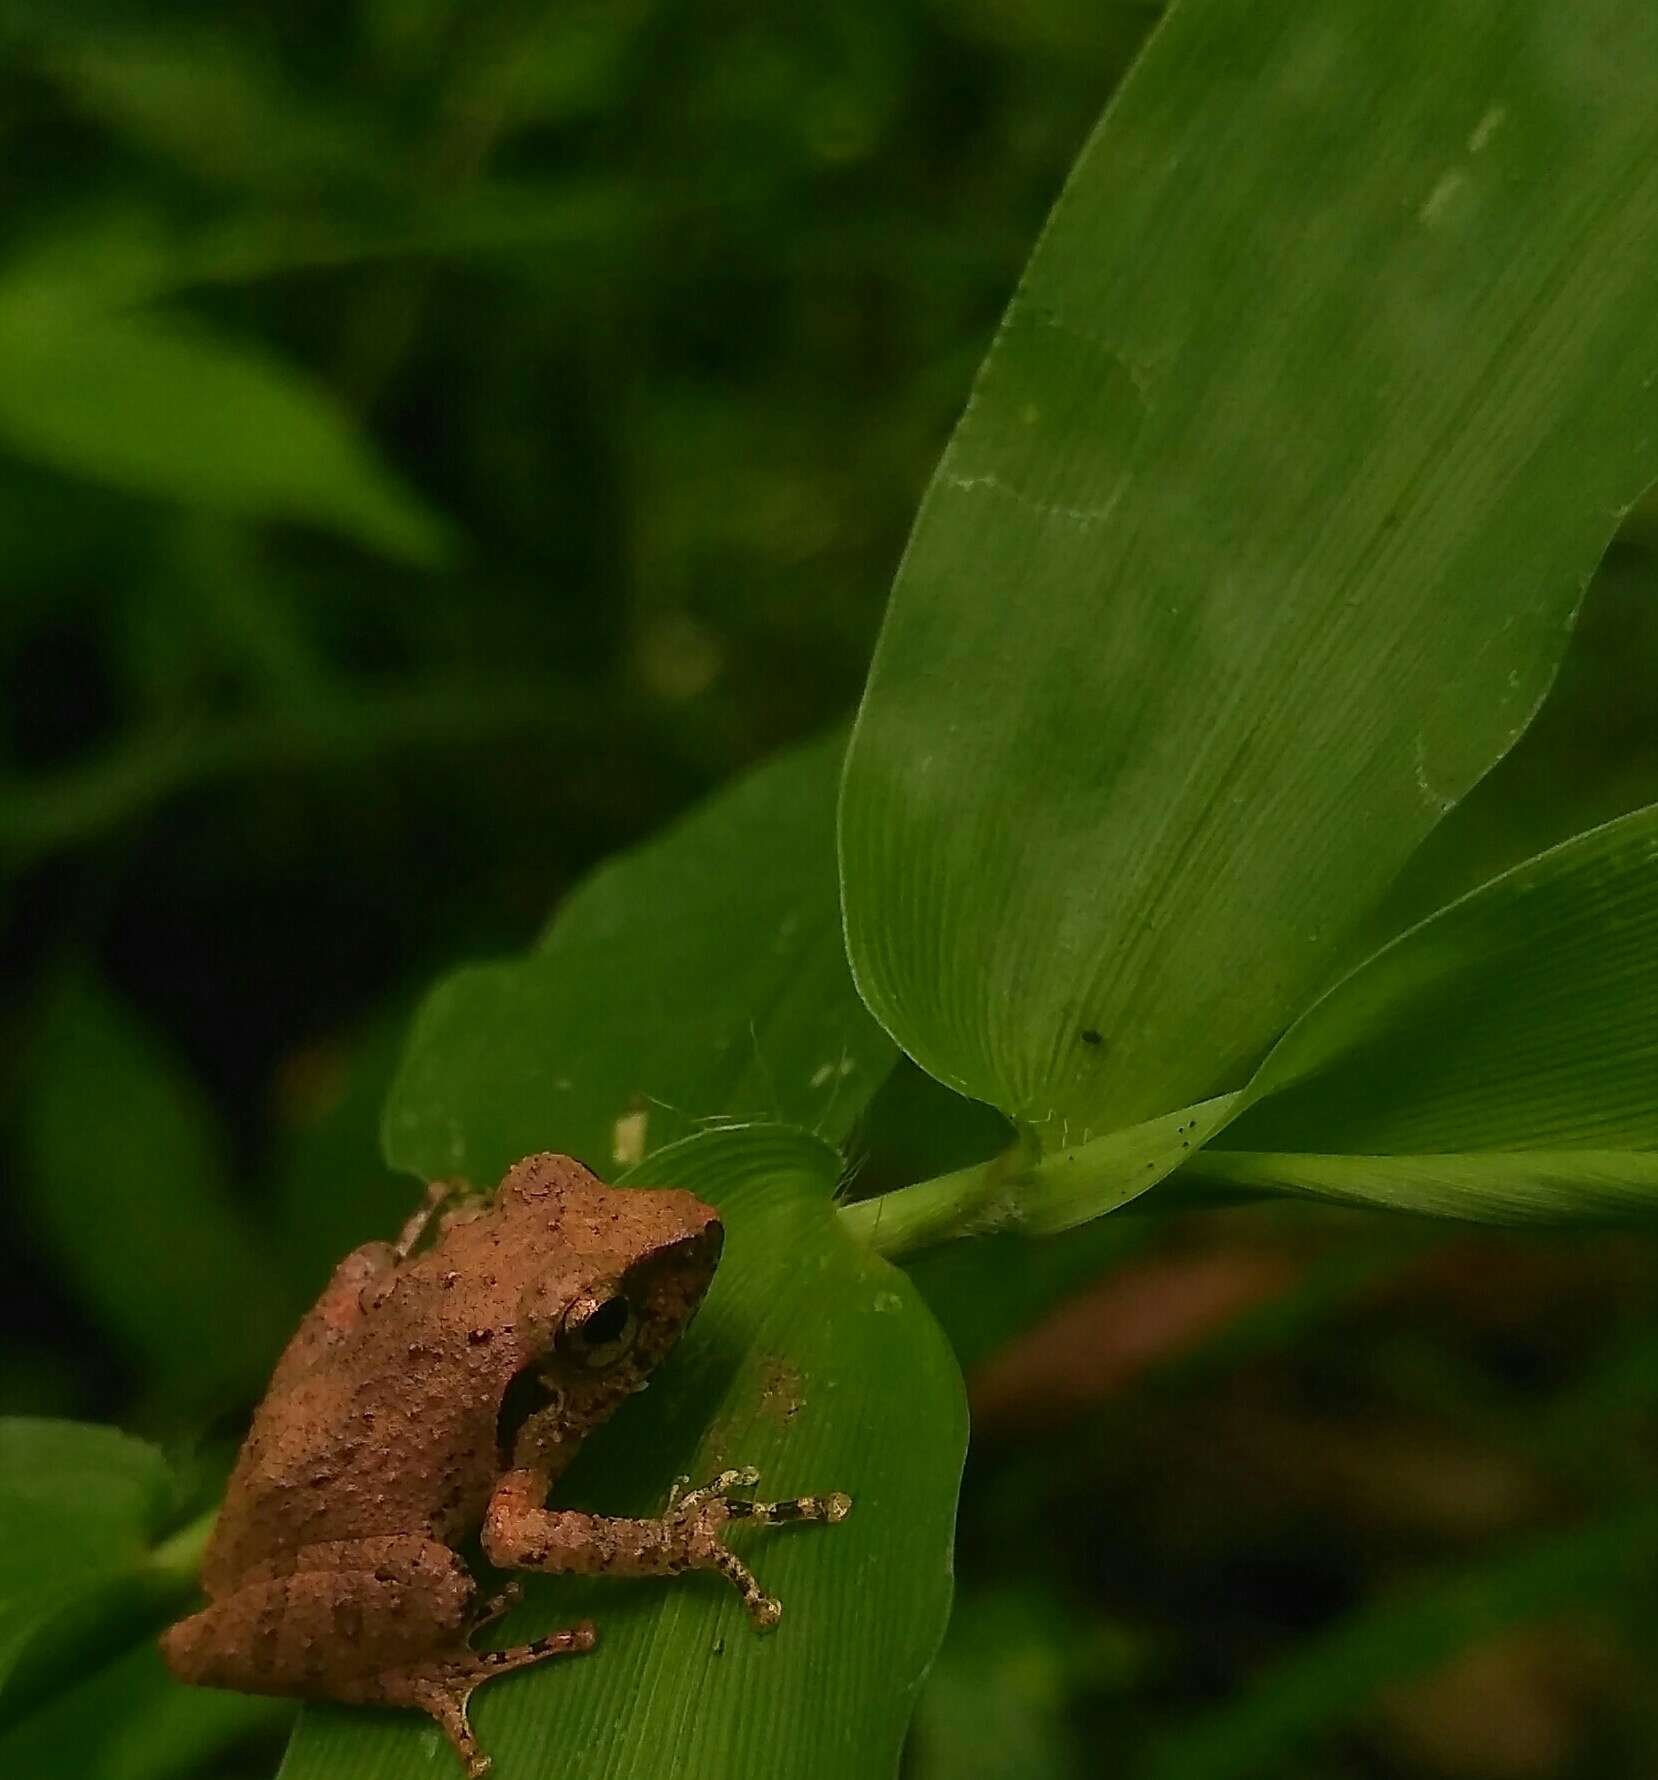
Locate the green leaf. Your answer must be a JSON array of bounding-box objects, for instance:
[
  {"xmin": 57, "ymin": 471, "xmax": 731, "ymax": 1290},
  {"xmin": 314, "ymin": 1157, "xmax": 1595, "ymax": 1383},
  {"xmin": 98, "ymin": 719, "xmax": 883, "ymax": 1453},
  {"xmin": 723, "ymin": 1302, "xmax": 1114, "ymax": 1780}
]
[
  {"xmin": 0, "ymin": 1637, "xmax": 289, "ymax": 1780},
  {"xmin": 910, "ymin": 1584, "xmax": 1139, "ymax": 1780},
  {"xmin": 27, "ymin": 24, "xmax": 376, "ymax": 191},
  {"xmin": 18, "ymin": 976, "xmax": 295, "ymax": 1406},
  {"xmin": 1134, "ymin": 1499, "xmax": 1658, "ymax": 1780},
  {"xmin": 0, "ymin": 183, "xmax": 649, "ymax": 320},
  {"xmin": 1186, "ymin": 1149, "xmax": 1658, "ymax": 1223},
  {"xmin": 1231, "ymin": 803, "xmax": 1658, "ymax": 1157},
  {"xmin": 384, "ymin": 731, "xmax": 897, "ymax": 1188},
  {"xmin": 278, "ymin": 1125, "xmax": 966, "ymax": 1780},
  {"xmin": 0, "ymin": 1420, "xmax": 173, "ymax": 1711},
  {"xmin": 0, "ymin": 309, "xmax": 454, "ymax": 566},
  {"xmin": 1362, "ymin": 543, "xmax": 1658, "ymax": 947},
  {"xmin": 841, "ymin": 0, "xmax": 1658, "ymax": 1146}
]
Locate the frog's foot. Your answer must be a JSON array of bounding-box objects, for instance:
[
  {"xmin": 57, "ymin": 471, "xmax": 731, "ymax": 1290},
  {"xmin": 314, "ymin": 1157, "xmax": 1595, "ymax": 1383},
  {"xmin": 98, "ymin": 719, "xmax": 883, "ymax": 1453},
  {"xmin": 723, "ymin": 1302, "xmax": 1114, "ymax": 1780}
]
[
  {"xmin": 668, "ymin": 1466, "xmax": 853, "ymax": 1526},
  {"xmin": 366, "ymin": 1620, "xmax": 598, "ymax": 1779},
  {"xmin": 666, "ymin": 1467, "xmax": 853, "ymax": 1631},
  {"xmin": 466, "ymin": 1581, "xmax": 523, "ymax": 1638}
]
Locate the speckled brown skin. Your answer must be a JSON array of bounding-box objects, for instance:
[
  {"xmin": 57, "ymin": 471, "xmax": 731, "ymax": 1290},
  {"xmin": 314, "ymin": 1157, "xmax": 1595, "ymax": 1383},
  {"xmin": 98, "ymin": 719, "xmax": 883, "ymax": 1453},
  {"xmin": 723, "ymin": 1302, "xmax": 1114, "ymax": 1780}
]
[
  {"xmin": 162, "ymin": 1155, "xmax": 726, "ymax": 1776},
  {"xmin": 484, "ymin": 1464, "xmax": 851, "ymax": 1632}
]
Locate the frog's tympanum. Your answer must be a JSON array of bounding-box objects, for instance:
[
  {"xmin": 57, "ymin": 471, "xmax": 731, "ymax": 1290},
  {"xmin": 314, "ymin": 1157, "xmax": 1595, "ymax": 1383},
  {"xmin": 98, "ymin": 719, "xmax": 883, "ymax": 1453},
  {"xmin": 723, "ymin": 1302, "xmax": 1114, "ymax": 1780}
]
[{"xmin": 161, "ymin": 1153, "xmax": 851, "ymax": 1776}]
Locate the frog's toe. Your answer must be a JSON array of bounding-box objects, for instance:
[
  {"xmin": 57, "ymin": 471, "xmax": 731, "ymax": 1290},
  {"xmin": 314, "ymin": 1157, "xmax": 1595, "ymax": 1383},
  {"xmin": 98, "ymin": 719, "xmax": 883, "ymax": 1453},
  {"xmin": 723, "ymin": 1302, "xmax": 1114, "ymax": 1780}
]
[
  {"xmin": 468, "ymin": 1581, "xmax": 523, "ymax": 1637},
  {"xmin": 724, "ymin": 1487, "xmax": 853, "ymax": 1527},
  {"xmin": 384, "ymin": 1621, "xmax": 597, "ymax": 1777}
]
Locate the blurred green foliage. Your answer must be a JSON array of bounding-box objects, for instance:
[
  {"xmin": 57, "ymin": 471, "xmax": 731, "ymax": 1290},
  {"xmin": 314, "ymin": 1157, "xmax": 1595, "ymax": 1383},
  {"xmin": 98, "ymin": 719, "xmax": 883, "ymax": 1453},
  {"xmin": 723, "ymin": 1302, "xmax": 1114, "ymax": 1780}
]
[
  {"xmin": 5, "ymin": 4, "xmax": 1658, "ymax": 1779},
  {"xmin": 0, "ymin": 0, "xmax": 1148, "ymax": 1422}
]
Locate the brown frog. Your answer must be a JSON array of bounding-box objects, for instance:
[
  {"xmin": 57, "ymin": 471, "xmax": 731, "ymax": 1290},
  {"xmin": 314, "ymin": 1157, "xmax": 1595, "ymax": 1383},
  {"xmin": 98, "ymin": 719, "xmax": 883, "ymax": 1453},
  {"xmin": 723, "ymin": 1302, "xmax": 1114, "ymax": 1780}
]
[{"xmin": 161, "ymin": 1152, "xmax": 851, "ymax": 1777}]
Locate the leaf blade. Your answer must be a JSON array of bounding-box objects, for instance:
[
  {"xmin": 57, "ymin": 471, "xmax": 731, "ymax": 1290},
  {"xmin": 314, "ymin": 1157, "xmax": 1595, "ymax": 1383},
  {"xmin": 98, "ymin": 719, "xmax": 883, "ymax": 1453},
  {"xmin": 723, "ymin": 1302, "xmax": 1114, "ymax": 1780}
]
[
  {"xmin": 0, "ymin": 1419, "xmax": 173, "ymax": 1710},
  {"xmin": 841, "ymin": 0, "xmax": 1658, "ymax": 1143},
  {"xmin": 0, "ymin": 311, "xmax": 454, "ymax": 565},
  {"xmin": 18, "ymin": 977, "xmax": 296, "ymax": 1406},
  {"xmin": 1187, "ymin": 1149, "xmax": 1658, "ymax": 1222},
  {"xmin": 384, "ymin": 731, "xmax": 896, "ymax": 1187},
  {"xmin": 1231, "ymin": 801, "xmax": 1658, "ymax": 1158}
]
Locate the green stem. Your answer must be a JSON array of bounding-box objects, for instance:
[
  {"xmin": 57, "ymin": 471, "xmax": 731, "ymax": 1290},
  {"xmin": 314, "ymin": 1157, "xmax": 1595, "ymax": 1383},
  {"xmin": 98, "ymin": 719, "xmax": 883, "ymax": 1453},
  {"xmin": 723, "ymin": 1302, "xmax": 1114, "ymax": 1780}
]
[
  {"xmin": 838, "ymin": 1141, "xmax": 1037, "ymax": 1258},
  {"xmin": 839, "ymin": 1091, "xmax": 1246, "ymax": 1259}
]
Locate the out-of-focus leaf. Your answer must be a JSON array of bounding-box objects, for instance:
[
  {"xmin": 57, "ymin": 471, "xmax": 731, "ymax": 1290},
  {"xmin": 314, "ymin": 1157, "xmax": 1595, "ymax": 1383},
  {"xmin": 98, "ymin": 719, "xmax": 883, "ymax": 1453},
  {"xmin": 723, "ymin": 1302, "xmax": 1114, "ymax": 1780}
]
[
  {"xmin": 841, "ymin": 0, "xmax": 1658, "ymax": 1147},
  {"xmin": 0, "ymin": 183, "xmax": 649, "ymax": 320},
  {"xmin": 0, "ymin": 1633, "xmax": 289, "ymax": 1780},
  {"xmin": 1134, "ymin": 1500, "xmax": 1658, "ymax": 1780},
  {"xmin": 270, "ymin": 1008, "xmax": 423, "ymax": 1299},
  {"xmin": 384, "ymin": 730, "xmax": 896, "ymax": 1188},
  {"xmin": 910, "ymin": 1583, "xmax": 1140, "ymax": 1780},
  {"xmin": 18, "ymin": 977, "xmax": 294, "ymax": 1405},
  {"xmin": 1231, "ymin": 803, "xmax": 1658, "ymax": 1157},
  {"xmin": 0, "ymin": 310, "xmax": 454, "ymax": 566},
  {"xmin": 280, "ymin": 1125, "xmax": 966, "ymax": 1780},
  {"xmin": 18, "ymin": 18, "xmax": 376, "ymax": 191},
  {"xmin": 0, "ymin": 684, "xmax": 568, "ymax": 866},
  {"xmin": 0, "ymin": 1418, "xmax": 183, "ymax": 1724}
]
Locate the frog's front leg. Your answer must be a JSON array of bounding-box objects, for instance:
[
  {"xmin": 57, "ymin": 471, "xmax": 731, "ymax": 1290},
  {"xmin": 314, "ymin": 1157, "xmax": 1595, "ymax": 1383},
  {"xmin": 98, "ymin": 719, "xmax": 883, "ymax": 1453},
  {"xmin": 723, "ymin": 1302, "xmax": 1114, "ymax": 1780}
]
[
  {"xmin": 161, "ymin": 1535, "xmax": 594, "ymax": 1778},
  {"xmin": 482, "ymin": 1464, "xmax": 851, "ymax": 1629}
]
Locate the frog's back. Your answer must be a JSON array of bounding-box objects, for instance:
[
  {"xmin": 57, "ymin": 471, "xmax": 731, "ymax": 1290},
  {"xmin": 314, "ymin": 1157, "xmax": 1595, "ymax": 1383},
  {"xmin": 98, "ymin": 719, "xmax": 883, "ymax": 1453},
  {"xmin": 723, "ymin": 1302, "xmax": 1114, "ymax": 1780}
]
[{"xmin": 202, "ymin": 1274, "xmax": 512, "ymax": 1594}]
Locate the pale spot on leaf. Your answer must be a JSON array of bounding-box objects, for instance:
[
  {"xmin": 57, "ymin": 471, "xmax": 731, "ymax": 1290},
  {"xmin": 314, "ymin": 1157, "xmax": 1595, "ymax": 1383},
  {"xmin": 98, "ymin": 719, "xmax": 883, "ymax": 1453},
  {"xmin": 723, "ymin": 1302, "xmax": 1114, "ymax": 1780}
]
[{"xmin": 611, "ymin": 1108, "xmax": 648, "ymax": 1167}]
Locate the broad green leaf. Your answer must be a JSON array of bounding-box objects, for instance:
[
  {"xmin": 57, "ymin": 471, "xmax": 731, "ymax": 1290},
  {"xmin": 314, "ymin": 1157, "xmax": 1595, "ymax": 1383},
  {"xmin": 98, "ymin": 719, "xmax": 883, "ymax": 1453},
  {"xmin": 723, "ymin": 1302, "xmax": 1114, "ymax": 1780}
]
[
  {"xmin": 1186, "ymin": 1149, "xmax": 1658, "ymax": 1223},
  {"xmin": 279, "ymin": 1125, "xmax": 966, "ymax": 1780},
  {"xmin": 0, "ymin": 1420, "xmax": 172, "ymax": 1708},
  {"xmin": 18, "ymin": 976, "xmax": 295, "ymax": 1406},
  {"xmin": 1231, "ymin": 803, "xmax": 1658, "ymax": 1156},
  {"xmin": 842, "ymin": 0, "xmax": 1658, "ymax": 1146},
  {"xmin": 1134, "ymin": 1499, "xmax": 1658, "ymax": 1780},
  {"xmin": 1363, "ymin": 544, "xmax": 1658, "ymax": 946},
  {"xmin": 0, "ymin": 310, "xmax": 454, "ymax": 566},
  {"xmin": 384, "ymin": 731, "xmax": 897, "ymax": 1189}
]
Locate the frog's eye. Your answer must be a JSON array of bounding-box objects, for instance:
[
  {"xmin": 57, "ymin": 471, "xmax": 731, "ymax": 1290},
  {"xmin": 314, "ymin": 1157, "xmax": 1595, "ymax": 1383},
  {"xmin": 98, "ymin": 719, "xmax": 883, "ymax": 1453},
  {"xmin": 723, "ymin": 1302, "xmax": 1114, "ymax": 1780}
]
[{"xmin": 556, "ymin": 1288, "xmax": 639, "ymax": 1370}]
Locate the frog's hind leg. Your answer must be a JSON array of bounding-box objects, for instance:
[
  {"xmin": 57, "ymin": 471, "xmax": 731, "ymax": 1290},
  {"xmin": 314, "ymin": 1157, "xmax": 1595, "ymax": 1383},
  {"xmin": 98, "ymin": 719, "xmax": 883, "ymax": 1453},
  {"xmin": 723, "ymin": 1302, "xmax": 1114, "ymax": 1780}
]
[
  {"xmin": 349, "ymin": 1617, "xmax": 597, "ymax": 1780},
  {"xmin": 164, "ymin": 1537, "xmax": 594, "ymax": 1779},
  {"xmin": 161, "ymin": 1535, "xmax": 478, "ymax": 1698}
]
